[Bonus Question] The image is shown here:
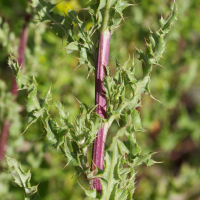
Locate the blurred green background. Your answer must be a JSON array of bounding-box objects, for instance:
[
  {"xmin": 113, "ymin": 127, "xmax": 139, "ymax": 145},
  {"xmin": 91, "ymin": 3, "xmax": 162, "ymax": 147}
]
[{"xmin": 0, "ymin": 0, "xmax": 200, "ymax": 199}]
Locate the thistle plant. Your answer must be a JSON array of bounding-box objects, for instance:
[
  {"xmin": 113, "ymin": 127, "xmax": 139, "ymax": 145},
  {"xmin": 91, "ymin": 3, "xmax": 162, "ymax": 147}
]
[{"xmin": 7, "ymin": 0, "xmax": 177, "ymax": 199}]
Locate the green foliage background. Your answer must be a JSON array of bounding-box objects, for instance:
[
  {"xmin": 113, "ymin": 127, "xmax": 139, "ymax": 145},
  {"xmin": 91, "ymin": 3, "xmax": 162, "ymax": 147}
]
[{"xmin": 0, "ymin": 0, "xmax": 200, "ymax": 199}]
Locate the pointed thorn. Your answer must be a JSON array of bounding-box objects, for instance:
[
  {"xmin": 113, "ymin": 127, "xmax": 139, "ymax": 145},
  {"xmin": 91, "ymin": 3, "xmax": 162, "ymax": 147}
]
[
  {"xmin": 74, "ymin": 96, "xmax": 82, "ymax": 104},
  {"xmin": 62, "ymin": 163, "xmax": 68, "ymax": 170}
]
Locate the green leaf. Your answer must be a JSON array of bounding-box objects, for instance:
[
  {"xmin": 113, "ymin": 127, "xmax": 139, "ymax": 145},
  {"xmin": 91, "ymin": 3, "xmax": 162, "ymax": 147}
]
[
  {"xmin": 9, "ymin": 54, "xmax": 101, "ymax": 171},
  {"xmin": 132, "ymin": 153, "xmax": 156, "ymax": 167},
  {"xmin": 61, "ymin": 140, "xmax": 80, "ymax": 167},
  {"xmin": 137, "ymin": 1, "xmax": 178, "ymax": 75},
  {"xmin": 84, "ymin": 189, "xmax": 99, "ymax": 199},
  {"xmin": 6, "ymin": 156, "xmax": 38, "ymax": 200},
  {"xmin": 45, "ymin": 117, "xmax": 66, "ymax": 149},
  {"xmin": 8, "ymin": 55, "xmax": 29, "ymax": 88},
  {"xmin": 114, "ymin": 0, "xmax": 130, "ymax": 18},
  {"xmin": 65, "ymin": 42, "xmax": 79, "ymax": 54},
  {"xmin": 95, "ymin": 127, "xmax": 127, "ymax": 200},
  {"xmin": 54, "ymin": 101, "xmax": 69, "ymax": 124},
  {"xmin": 128, "ymin": 109, "xmax": 144, "ymax": 132},
  {"xmin": 125, "ymin": 131, "xmax": 141, "ymax": 157},
  {"xmin": 31, "ymin": 0, "xmax": 69, "ymax": 38}
]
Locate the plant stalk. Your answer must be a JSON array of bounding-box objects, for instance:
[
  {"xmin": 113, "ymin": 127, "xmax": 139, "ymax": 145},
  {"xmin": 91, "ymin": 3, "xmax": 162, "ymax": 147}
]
[
  {"xmin": 0, "ymin": 121, "xmax": 10, "ymax": 160},
  {"xmin": 92, "ymin": 29, "xmax": 111, "ymax": 194},
  {"xmin": 91, "ymin": 0, "xmax": 112, "ymax": 192},
  {"xmin": 0, "ymin": 13, "xmax": 30, "ymax": 161}
]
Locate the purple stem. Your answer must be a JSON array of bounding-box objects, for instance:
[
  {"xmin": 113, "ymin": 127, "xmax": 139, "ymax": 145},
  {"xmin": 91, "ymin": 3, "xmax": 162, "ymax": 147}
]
[
  {"xmin": 0, "ymin": 121, "xmax": 10, "ymax": 160},
  {"xmin": 92, "ymin": 31, "xmax": 111, "ymax": 193},
  {"xmin": 12, "ymin": 13, "xmax": 30, "ymax": 96},
  {"xmin": 0, "ymin": 13, "xmax": 30, "ymax": 161}
]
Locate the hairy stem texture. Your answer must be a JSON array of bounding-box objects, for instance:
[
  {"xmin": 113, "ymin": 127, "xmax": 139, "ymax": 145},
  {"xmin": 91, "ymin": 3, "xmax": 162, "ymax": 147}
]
[{"xmin": 92, "ymin": 30, "xmax": 111, "ymax": 193}]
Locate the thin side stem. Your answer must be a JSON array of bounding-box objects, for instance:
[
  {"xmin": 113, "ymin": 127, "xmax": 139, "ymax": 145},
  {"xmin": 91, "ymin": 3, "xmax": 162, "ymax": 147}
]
[{"xmin": 0, "ymin": 13, "xmax": 30, "ymax": 161}]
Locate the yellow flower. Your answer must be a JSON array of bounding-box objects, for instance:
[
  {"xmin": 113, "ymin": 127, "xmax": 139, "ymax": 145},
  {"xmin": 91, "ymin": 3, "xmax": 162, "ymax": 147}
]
[{"xmin": 55, "ymin": 0, "xmax": 80, "ymax": 15}]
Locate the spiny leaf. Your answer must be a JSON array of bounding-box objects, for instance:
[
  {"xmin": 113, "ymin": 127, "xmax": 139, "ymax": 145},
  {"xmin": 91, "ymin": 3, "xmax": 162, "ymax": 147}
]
[
  {"xmin": 132, "ymin": 152, "xmax": 156, "ymax": 167},
  {"xmin": 9, "ymin": 55, "xmax": 101, "ymax": 173},
  {"xmin": 8, "ymin": 55, "xmax": 28, "ymax": 89},
  {"xmin": 136, "ymin": 1, "xmax": 178, "ymax": 76},
  {"xmin": 54, "ymin": 101, "xmax": 69, "ymax": 124},
  {"xmin": 95, "ymin": 128, "xmax": 127, "ymax": 200},
  {"xmin": 45, "ymin": 118, "xmax": 67, "ymax": 149},
  {"xmin": 125, "ymin": 131, "xmax": 141, "ymax": 158},
  {"xmin": 91, "ymin": 127, "xmax": 137, "ymax": 199},
  {"xmin": 31, "ymin": 0, "xmax": 69, "ymax": 38},
  {"xmin": 89, "ymin": 0, "xmax": 131, "ymax": 32},
  {"xmin": 31, "ymin": 0, "xmax": 96, "ymax": 75},
  {"xmin": 65, "ymin": 42, "xmax": 79, "ymax": 54},
  {"xmin": 61, "ymin": 141, "xmax": 80, "ymax": 167},
  {"xmin": 6, "ymin": 156, "xmax": 38, "ymax": 200},
  {"xmin": 125, "ymin": 109, "xmax": 145, "ymax": 132},
  {"xmin": 114, "ymin": 0, "xmax": 131, "ymax": 18}
]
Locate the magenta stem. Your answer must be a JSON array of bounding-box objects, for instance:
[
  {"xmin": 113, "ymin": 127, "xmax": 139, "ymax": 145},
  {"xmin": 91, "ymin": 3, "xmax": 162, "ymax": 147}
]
[
  {"xmin": 92, "ymin": 31, "xmax": 111, "ymax": 193},
  {"xmin": 0, "ymin": 13, "xmax": 30, "ymax": 161}
]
